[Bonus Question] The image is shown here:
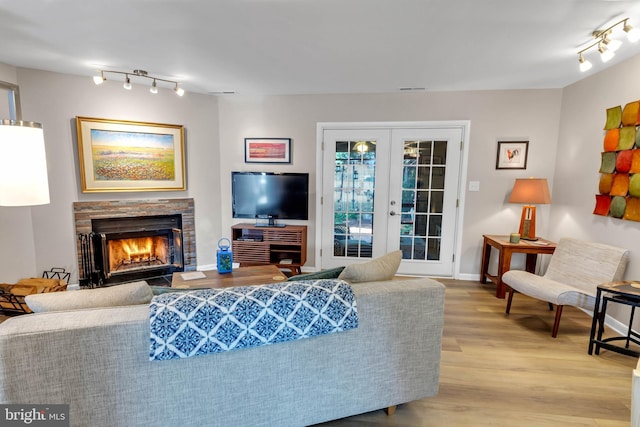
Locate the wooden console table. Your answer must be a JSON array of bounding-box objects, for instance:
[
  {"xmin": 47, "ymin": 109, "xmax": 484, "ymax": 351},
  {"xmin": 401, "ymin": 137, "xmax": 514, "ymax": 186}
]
[
  {"xmin": 231, "ymin": 223, "xmax": 307, "ymax": 275},
  {"xmin": 480, "ymin": 234, "xmax": 557, "ymax": 299}
]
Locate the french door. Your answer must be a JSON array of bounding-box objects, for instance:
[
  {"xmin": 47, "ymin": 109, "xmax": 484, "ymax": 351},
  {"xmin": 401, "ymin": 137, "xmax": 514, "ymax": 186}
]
[{"xmin": 319, "ymin": 123, "xmax": 465, "ymax": 277}]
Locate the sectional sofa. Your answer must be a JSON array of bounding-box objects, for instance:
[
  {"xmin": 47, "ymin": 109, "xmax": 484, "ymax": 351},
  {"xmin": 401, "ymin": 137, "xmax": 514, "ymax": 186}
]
[{"xmin": 0, "ymin": 275, "xmax": 445, "ymax": 426}]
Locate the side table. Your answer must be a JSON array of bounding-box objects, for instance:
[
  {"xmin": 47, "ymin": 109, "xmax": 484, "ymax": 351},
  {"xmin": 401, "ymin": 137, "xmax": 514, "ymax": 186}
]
[
  {"xmin": 588, "ymin": 281, "xmax": 640, "ymax": 357},
  {"xmin": 480, "ymin": 234, "xmax": 557, "ymax": 299}
]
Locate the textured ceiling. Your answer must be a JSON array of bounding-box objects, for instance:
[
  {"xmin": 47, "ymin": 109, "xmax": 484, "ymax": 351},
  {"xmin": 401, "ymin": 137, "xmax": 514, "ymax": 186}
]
[{"xmin": 2, "ymin": 0, "xmax": 640, "ymax": 95}]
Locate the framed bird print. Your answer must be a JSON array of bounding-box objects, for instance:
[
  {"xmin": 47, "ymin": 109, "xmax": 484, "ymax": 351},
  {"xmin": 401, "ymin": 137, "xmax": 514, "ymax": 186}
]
[{"xmin": 496, "ymin": 140, "xmax": 528, "ymax": 169}]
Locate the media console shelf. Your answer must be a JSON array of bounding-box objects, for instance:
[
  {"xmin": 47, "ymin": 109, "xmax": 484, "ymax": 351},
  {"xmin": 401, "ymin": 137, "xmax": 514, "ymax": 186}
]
[{"xmin": 231, "ymin": 223, "xmax": 307, "ymax": 275}]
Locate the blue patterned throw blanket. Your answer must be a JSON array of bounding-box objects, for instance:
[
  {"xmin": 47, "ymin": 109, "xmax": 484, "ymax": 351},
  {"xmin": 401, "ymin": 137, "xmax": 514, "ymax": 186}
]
[{"xmin": 149, "ymin": 279, "xmax": 358, "ymax": 361}]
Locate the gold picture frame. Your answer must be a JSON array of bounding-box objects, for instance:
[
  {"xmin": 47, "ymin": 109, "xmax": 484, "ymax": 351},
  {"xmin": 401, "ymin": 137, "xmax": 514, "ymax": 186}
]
[{"xmin": 76, "ymin": 116, "xmax": 186, "ymax": 192}]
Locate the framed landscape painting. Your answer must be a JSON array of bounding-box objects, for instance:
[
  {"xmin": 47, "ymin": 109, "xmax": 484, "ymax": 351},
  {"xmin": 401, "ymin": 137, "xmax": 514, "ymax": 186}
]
[
  {"xmin": 244, "ymin": 138, "xmax": 291, "ymax": 164},
  {"xmin": 76, "ymin": 117, "xmax": 186, "ymax": 192}
]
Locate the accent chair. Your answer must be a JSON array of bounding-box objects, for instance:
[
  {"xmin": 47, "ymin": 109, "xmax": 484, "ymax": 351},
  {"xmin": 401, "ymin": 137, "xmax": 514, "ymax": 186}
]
[{"xmin": 503, "ymin": 237, "xmax": 629, "ymax": 337}]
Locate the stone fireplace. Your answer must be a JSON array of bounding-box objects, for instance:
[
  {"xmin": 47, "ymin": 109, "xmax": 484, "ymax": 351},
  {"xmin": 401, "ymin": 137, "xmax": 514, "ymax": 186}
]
[{"xmin": 73, "ymin": 199, "xmax": 196, "ymax": 286}]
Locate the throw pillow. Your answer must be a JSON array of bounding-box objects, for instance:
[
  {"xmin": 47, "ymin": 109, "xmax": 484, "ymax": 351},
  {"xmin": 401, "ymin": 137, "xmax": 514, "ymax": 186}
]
[
  {"xmin": 338, "ymin": 250, "xmax": 402, "ymax": 283},
  {"xmin": 286, "ymin": 266, "xmax": 345, "ymax": 281},
  {"xmin": 149, "ymin": 285, "xmax": 209, "ymax": 295},
  {"xmin": 25, "ymin": 281, "xmax": 153, "ymax": 313}
]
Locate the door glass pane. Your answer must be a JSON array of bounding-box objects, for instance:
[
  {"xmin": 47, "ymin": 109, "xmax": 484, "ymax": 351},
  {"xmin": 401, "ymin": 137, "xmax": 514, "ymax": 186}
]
[
  {"xmin": 430, "ymin": 191, "xmax": 444, "ymax": 213},
  {"xmin": 0, "ymin": 82, "xmax": 19, "ymax": 120},
  {"xmin": 429, "ymin": 215, "xmax": 442, "ymax": 236},
  {"xmin": 399, "ymin": 140, "xmax": 447, "ymax": 261},
  {"xmin": 417, "ymin": 167, "xmax": 430, "ymax": 189},
  {"xmin": 333, "ymin": 140, "xmax": 375, "ymax": 258},
  {"xmin": 427, "ymin": 238, "xmax": 441, "ymax": 260}
]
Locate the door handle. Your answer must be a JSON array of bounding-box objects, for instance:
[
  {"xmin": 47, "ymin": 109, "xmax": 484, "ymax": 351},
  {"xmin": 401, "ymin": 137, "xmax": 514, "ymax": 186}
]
[{"xmin": 389, "ymin": 211, "xmax": 397, "ymax": 216}]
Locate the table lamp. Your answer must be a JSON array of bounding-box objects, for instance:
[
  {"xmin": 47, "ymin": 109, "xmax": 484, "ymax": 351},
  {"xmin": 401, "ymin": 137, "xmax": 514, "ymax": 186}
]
[{"xmin": 508, "ymin": 178, "xmax": 551, "ymax": 241}]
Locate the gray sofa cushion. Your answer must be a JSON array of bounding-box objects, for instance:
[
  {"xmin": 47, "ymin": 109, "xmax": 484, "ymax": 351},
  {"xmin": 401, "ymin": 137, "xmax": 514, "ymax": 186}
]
[{"xmin": 25, "ymin": 281, "xmax": 153, "ymax": 313}]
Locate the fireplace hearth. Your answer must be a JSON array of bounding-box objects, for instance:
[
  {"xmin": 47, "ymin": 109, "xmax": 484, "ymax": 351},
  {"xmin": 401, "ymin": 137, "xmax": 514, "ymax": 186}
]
[{"xmin": 74, "ymin": 199, "xmax": 196, "ymax": 287}]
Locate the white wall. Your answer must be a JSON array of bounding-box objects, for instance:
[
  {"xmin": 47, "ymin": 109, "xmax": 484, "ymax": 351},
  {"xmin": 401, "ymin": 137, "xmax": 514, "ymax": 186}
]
[
  {"xmin": 0, "ymin": 63, "xmax": 17, "ymax": 84},
  {"xmin": 218, "ymin": 90, "xmax": 562, "ymax": 275},
  {"xmin": 0, "ymin": 68, "xmax": 222, "ymax": 283},
  {"xmin": 550, "ymin": 54, "xmax": 640, "ymax": 325}
]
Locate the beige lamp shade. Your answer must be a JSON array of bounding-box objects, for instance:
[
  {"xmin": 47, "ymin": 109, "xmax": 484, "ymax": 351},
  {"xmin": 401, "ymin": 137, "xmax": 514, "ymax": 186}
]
[
  {"xmin": 0, "ymin": 120, "xmax": 50, "ymax": 206},
  {"xmin": 509, "ymin": 178, "xmax": 551, "ymax": 240},
  {"xmin": 508, "ymin": 178, "xmax": 552, "ymax": 205}
]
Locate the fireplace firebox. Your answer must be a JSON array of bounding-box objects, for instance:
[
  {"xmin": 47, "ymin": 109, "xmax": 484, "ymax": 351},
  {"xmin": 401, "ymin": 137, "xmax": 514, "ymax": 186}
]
[
  {"xmin": 74, "ymin": 198, "xmax": 196, "ymax": 288},
  {"xmin": 86, "ymin": 215, "xmax": 184, "ymax": 285}
]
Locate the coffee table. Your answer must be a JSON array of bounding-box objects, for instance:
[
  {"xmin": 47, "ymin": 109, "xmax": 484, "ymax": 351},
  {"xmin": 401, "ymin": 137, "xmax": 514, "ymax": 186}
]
[{"xmin": 171, "ymin": 265, "xmax": 287, "ymax": 289}]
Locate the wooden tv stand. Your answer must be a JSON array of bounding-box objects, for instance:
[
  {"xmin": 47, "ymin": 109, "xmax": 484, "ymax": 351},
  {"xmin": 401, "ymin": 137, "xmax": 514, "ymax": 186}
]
[{"xmin": 231, "ymin": 223, "xmax": 307, "ymax": 275}]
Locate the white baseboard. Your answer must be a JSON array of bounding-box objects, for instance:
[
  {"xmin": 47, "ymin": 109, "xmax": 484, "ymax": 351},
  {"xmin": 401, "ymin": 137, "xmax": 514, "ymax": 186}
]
[
  {"xmin": 578, "ymin": 307, "xmax": 633, "ymax": 337},
  {"xmin": 442, "ymin": 274, "xmax": 634, "ymax": 337}
]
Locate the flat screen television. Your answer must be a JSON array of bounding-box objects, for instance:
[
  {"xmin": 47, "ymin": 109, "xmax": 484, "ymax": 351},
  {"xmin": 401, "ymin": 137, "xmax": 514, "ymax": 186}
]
[{"xmin": 232, "ymin": 172, "xmax": 309, "ymax": 226}]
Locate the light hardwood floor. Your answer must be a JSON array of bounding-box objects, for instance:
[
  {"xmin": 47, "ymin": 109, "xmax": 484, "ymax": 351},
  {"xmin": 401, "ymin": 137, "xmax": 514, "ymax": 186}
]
[{"xmin": 317, "ymin": 279, "xmax": 637, "ymax": 426}]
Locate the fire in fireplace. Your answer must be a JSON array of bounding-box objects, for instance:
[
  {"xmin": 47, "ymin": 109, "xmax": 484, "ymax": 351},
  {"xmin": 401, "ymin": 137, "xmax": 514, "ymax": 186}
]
[
  {"xmin": 81, "ymin": 214, "xmax": 184, "ymax": 286},
  {"xmin": 108, "ymin": 235, "xmax": 170, "ymax": 273}
]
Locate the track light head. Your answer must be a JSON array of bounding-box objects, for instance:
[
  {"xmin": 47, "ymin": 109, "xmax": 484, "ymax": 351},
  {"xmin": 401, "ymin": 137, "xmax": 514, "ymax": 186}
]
[
  {"xmin": 598, "ymin": 42, "xmax": 615, "ymax": 62},
  {"xmin": 93, "ymin": 71, "xmax": 105, "ymax": 85},
  {"xmin": 174, "ymin": 84, "xmax": 184, "ymax": 96},
  {"xmin": 602, "ymin": 33, "xmax": 622, "ymax": 52},
  {"xmin": 578, "ymin": 54, "xmax": 592, "ymax": 72},
  {"xmin": 624, "ymin": 19, "xmax": 640, "ymax": 42},
  {"xmin": 150, "ymin": 79, "xmax": 158, "ymax": 94},
  {"xmin": 123, "ymin": 75, "xmax": 132, "ymax": 90}
]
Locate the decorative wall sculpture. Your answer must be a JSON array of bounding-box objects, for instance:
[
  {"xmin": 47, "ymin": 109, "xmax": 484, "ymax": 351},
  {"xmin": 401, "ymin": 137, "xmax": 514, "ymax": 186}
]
[{"xmin": 595, "ymin": 101, "xmax": 640, "ymax": 221}]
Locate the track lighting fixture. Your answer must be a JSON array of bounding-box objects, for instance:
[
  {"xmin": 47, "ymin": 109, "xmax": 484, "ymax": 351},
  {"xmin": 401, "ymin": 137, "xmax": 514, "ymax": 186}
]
[
  {"xmin": 598, "ymin": 42, "xmax": 615, "ymax": 62},
  {"xmin": 577, "ymin": 17, "xmax": 639, "ymax": 72},
  {"xmin": 92, "ymin": 69, "xmax": 184, "ymax": 96},
  {"xmin": 602, "ymin": 34, "xmax": 622, "ymax": 52}
]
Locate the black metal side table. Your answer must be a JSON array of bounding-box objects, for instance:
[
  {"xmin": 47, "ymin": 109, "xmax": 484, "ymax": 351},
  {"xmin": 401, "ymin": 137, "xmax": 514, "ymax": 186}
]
[{"xmin": 588, "ymin": 281, "xmax": 640, "ymax": 357}]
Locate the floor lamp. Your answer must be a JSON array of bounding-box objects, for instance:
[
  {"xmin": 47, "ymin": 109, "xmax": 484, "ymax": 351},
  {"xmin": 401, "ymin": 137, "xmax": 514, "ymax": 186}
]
[
  {"xmin": 508, "ymin": 178, "xmax": 551, "ymax": 241},
  {"xmin": 0, "ymin": 120, "xmax": 50, "ymax": 206}
]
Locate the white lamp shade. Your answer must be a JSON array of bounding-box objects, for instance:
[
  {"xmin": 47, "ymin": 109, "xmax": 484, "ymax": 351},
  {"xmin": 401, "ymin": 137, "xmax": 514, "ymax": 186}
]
[
  {"xmin": 627, "ymin": 27, "xmax": 640, "ymax": 43},
  {"xmin": 579, "ymin": 58, "xmax": 592, "ymax": 72},
  {"xmin": 0, "ymin": 121, "xmax": 50, "ymax": 206}
]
